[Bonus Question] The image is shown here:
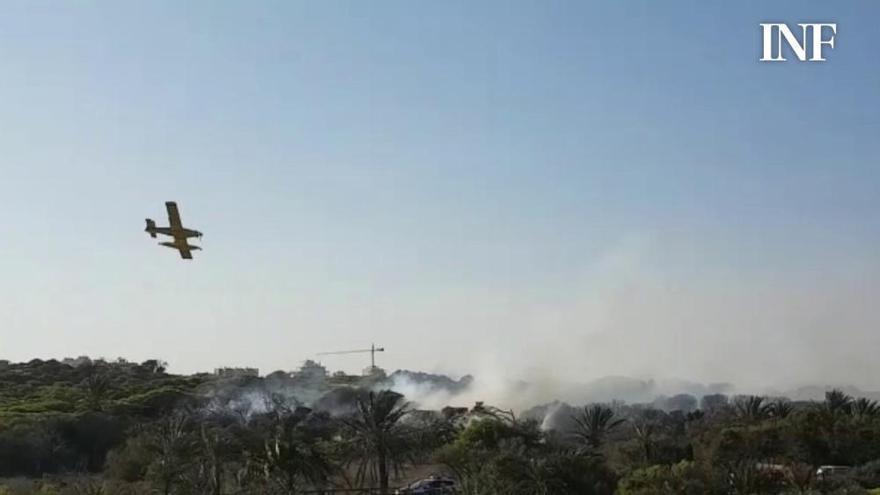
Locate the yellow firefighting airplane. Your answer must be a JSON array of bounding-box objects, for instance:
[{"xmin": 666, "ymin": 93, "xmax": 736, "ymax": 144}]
[{"xmin": 145, "ymin": 202, "xmax": 203, "ymax": 259}]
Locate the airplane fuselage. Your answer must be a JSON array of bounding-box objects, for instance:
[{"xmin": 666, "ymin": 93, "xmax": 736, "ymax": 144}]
[{"xmin": 147, "ymin": 226, "xmax": 202, "ymax": 239}]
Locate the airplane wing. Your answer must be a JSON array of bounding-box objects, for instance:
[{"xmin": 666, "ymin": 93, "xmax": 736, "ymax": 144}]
[
  {"xmin": 178, "ymin": 246, "xmax": 193, "ymax": 259},
  {"xmin": 159, "ymin": 239, "xmax": 198, "ymax": 259},
  {"xmin": 165, "ymin": 202, "xmax": 182, "ymax": 229}
]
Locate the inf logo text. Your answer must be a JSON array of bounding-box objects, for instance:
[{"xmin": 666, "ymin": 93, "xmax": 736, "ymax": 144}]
[{"xmin": 760, "ymin": 23, "xmax": 837, "ymax": 62}]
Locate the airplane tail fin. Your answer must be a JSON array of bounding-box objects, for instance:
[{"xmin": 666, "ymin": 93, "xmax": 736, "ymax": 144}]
[{"xmin": 145, "ymin": 219, "xmax": 157, "ymax": 238}]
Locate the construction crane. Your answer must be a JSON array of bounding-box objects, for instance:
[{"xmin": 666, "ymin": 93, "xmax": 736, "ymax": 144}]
[{"xmin": 317, "ymin": 344, "xmax": 385, "ymax": 374}]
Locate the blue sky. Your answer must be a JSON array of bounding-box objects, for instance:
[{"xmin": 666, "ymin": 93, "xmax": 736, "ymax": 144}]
[{"xmin": 1, "ymin": 1, "xmax": 878, "ymax": 390}]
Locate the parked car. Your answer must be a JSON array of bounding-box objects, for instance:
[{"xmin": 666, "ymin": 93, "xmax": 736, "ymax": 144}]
[
  {"xmin": 816, "ymin": 465, "xmax": 851, "ymax": 480},
  {"xmin": 395, "ymin": 475, "xmax": 457, "ymax": 494}
]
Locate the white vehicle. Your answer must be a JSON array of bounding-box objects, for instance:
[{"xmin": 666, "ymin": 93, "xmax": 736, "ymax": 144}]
[{"xmin": 816, "ymin": 465, "xmax": 850, "ymax": 480}]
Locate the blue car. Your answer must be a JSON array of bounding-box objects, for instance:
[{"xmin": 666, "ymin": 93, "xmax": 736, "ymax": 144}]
[{"xmin": 395, "ymin": 476, "xmax": 457, "ymax": 494}]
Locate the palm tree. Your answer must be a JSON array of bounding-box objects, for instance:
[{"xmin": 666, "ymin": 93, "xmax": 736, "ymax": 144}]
[
  {"xmin": 814, "ymin": 389, "xmax": 855, "ymax": 462},
  {"xmin": 726, "ymin": 459, "xmax": 767, "ymax": 495},
  {"xmin": 144, "ymin": 412, "xmax": 197, "ymax": 495},
  {"xmin": 631, "ymin": 416, "xmax": 663, "ymax": 464},
  {"xmin": 767, "ymin": 399, "xmax": 794, "ymax": 419},
  {"xmin": 82, "ymin": 369, "xmax": 112, "ymax": 411},
  {"xmin": 261, "ymin": 406, "xmax": 335, "ymax": 494},
  {"xmin": 191, "ymin": 424, "xmax": 233, "ymax": 495},
  {"xmin": 570, "ymin": 404, "xmax": 625, "ymax": 451},
  {"xmin": 850, "ymin": 397, "xmax": 879, "ymax": 419},
  {"xmin": 784, "ymin": 462, "xmax": 816, "ymax": 493},
  {"xmin": 344, "ymin": 390, "xmax": 412, "ymax": 494},
  {"xmin": 823, "ymin": 389, "xmax": 853, "ymax": 415},
  {"xmin": 734, "ymin": 396, "xmax": 771, "ymax": 421}
]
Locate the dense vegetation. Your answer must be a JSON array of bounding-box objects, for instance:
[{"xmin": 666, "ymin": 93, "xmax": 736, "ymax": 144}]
[{"xmin": 2, "ymin": 359, "xmax": 880, "ymax": 494}]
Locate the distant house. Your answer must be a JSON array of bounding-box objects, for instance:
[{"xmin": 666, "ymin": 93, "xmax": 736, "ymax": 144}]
[
  {"xmin": 293, "ymin": 360, "xmax": 329, "ymax": 382},
  {"xmin": 329, "ymin": 370, "xmax": 360, "ymax": 385},
  {"xmin": 61, "ymin": 356, "xmax": 93, "ymax": 368},
  {"xmin": 362, "ymin": 365, "xmax": 387, "ymax": 378},
  {"xmin": 214, "ymin": 367, "xmax": 259, "ymax": 378}
]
